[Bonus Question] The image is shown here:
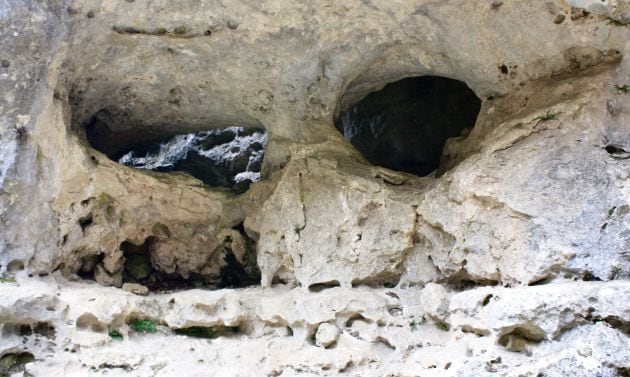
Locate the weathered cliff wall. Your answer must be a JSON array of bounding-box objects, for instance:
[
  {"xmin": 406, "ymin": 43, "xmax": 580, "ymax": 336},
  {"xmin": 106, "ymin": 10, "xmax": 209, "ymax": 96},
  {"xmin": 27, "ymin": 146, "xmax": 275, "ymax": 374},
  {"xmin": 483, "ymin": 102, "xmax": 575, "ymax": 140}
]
[{"xmin": 0, "ymin": 0, "xmax": 628, "ymax": 376}]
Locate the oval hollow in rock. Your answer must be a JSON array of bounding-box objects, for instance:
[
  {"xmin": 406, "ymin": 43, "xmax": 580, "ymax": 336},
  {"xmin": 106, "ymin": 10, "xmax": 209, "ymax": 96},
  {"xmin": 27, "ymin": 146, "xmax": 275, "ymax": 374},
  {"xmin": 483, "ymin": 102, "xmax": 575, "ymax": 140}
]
[
  {"xmin": 83, "ymin": 119, "xmax": 267, "ymax": 192},
  {"xmin": 335, "ymin": 76, "xmax": 481, "ymax": 177}
]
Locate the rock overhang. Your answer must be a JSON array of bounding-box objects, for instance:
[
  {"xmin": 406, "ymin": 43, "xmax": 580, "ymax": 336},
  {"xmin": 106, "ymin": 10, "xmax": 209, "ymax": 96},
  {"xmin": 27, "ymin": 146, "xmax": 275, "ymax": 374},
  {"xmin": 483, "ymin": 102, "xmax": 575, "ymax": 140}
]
[{"xmin": 27, "ymin": 0, "xmax": 626, "ymax": 288}]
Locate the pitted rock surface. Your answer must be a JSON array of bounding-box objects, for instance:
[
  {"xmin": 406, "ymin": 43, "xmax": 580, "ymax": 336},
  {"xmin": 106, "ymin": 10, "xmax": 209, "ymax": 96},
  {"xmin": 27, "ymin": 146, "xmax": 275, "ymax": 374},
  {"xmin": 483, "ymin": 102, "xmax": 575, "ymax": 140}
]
[{"xmin": 0, "ymin": 0, "xmax": 629, "ymax": 375}]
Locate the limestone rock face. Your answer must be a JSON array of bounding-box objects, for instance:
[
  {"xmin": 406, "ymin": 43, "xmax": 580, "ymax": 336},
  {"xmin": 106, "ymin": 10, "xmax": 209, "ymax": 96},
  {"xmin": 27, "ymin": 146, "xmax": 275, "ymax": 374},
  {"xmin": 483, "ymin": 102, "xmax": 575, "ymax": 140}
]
[
  {"xmin": 0, "ymin": 0, "xmax": 629, "ymax": 375},
  {"xmin": 420, "ymin": 282, "xmax": 450, "ymax": 321},
  {"xmin": 0, "ymin": 277, "xmax": 628, "ymax": 376},
  {"xmin": 51, "ymin": 158, "xmax": 245, "ymax": 286},
  {"xmin": 246, "ymin": 139, "xmax": 430, "ymax": 288}
]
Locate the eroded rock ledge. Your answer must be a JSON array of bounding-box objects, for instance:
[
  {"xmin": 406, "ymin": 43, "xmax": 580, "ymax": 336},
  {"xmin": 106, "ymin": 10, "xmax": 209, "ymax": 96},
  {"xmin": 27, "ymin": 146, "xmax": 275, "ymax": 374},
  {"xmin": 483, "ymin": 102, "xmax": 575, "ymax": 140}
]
[{"xmin": 0, "ymin": 275, "xmax": 628, "ymax": 376}]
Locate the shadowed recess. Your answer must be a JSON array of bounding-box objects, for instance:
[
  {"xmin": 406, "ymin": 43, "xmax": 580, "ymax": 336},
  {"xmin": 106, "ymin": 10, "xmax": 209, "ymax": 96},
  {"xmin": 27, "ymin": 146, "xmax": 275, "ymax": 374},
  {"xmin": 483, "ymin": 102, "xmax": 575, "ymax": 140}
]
[
  {"xmin": 83, "ymin": 113, "xmax": 267, "ymax": 193},
  {"xmin": 335, "ymin": 76, "xmax": 481, "ymax": 176}
]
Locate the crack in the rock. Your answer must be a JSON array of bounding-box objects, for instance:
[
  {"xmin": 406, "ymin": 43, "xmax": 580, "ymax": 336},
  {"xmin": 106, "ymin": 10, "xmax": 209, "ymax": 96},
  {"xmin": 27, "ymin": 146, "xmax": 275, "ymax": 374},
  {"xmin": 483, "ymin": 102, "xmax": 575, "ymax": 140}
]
[
  {"xmin": 112, "ymin": 25, "xmax": 216, "ymax": 39},
  {"xmin": 294, "ymin": 172, "xmax": 307, "ymax": 239},
  {"xmin": 469, "ymin": 194, "xmax": 532, "ymax": 220}
]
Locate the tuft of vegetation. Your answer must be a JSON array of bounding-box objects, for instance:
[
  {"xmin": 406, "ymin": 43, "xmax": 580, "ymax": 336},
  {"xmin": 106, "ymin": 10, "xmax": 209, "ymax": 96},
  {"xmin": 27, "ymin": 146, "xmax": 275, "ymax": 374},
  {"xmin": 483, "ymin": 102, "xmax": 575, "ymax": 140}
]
[
  {"xmin": 610, "ymin": 264, "xmax": 623, "ymax": 280},
  {"xmin": 130, "ymin": 320, "xmax": 156, "ymax": 333},
  {"xmin": 602, "ymin": 206, "xmax": 617, "ymax": 230},
  {"xmin": 614, "ymin": 84, "xmax": 630, "ymax": 94},
  {"xmin": 533, "ymin": 110, "xmax": 561, "ymax": 122},
  {"xmin": 108, "ymin": 330, "xmax": 123, "ymax": 340},
  {"xmin": 607, "ymin": 17, "xmax": 629, "ymax": 26},
  {"xmin": 409, "ymin": 321, "xmax": 418, "ymax": 331},
  {"xmin": 435, "ymin": 321, "xmax": 450, "ymax": 331},
  {"xmin": 0, "ymin": 275, "xmax": 16, "ymax": 284},
  {"xmin": 608, "ymin": 207, "xmax": 617, "ymax": 218},
  {"xmin": 0, "ymin": 352, "xmax": 34, "ymax": 376}
]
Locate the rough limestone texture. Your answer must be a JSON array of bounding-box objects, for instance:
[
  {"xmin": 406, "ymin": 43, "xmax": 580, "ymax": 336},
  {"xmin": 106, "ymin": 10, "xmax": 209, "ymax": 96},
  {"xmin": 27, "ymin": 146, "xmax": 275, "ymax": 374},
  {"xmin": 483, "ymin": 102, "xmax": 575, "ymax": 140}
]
[{"xmin": 0, "ymin": 0, "xmax": 629, "ymax": 376}]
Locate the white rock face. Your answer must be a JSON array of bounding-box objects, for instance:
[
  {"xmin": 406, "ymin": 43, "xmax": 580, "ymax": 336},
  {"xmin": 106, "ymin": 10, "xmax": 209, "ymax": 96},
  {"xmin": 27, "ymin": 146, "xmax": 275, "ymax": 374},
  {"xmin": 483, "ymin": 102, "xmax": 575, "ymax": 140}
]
[
  {"xmin": 420, "ymin": 283, "xmax": 450, "ymax": 321},
  {"xmin": 0, "ymin": 0, "xmax": 629, "ymax": 375},
  {"xmin": 449, "ymin": 281, "xmax": 630, "ymax": 340},
  {"xmin": 0, "ymin": 276, "xmax": 628, "ymax": 376},
  {"xmin": 247, "ymin": 143, "xmax": 429, "ymax": 288},
  {"xmin": 565, "ymin": 0, "xmax": 616, "ymax": 14}
]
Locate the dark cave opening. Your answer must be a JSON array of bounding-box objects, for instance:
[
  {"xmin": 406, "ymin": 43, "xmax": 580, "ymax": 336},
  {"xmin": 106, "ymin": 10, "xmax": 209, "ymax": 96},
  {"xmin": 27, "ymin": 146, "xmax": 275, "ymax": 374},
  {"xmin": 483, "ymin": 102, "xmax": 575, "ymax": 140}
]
[
  {"xmin": 335, "ymin": 76, "xmax": 481, "ymax": 177},
  {"xmin": 83, "ymin": 115, "xmax": 267, "ymax": 193},
  {"xmin": 110, "ymin": 224, "xmax": 261, "ymax": 292}
]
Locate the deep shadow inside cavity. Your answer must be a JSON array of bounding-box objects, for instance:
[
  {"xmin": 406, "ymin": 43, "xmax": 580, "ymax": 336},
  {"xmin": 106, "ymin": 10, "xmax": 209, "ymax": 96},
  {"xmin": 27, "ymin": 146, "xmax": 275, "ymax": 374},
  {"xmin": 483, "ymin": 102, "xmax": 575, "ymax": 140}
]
[
  {"xmin": 115, "ymin": 224, "xmax": 261, "ymax": 292},
  {"xmin": 83, "ymin": 115, "xmax": 267, "ymax": 193},
  {"xmin": 335, "ymin": 76, "xmax": 481, "ymax": 176}
]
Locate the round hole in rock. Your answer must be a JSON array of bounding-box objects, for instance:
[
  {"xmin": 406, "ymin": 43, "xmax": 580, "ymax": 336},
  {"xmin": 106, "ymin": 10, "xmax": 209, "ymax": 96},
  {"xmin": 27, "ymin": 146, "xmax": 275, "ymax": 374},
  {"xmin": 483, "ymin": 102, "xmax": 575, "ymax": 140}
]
[
  {"xmin": 83, "ymin": 115, "xmax": 267, "ymax": 193},
  {"xmin": 335, "ymin": 76, "xmax": 481, "ymax": 177}
]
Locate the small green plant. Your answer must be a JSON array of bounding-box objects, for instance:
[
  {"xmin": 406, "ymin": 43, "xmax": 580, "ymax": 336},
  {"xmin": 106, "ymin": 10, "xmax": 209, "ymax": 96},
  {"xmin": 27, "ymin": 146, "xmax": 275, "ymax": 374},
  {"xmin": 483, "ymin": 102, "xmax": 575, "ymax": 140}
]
[
  {"xmin": 0, "ymin": 352, "xmax": 34, "ymax": 375},
  {"xmin": 608, "ymin": 207, "xmax": 617, "ymax": 218},
  {"xmin": 409, "ymin": 321, "xmax": 418, "ymax": 332},
  {"xmin": 130, "ymin": 320, "xmax": 156, "ymax": 333},
  {"xmin": 610, "ymin": 264, "xmax": 622, "ymax": 280},
  {"xmin": 607, "ymin": 17, "xmax": 629, "ymax": 26},
  {"xmin": 602, "ymin": 206, "xmax": 617, "ymax": 230},
  {"xmin": 435, "ymin": 321, "xmax": 450, "ymax": 331},
  {"xmin": 108, "ymin": 330, "xmax": 123, "ymax": 340},
  {"xmin": 0, "ymin": 275, "xmax": 16, "ymax": 283},
  {"xmin": 533, "ymin": 110, "xmax": 561, "ymax": 122},
  {"xmin": 614, "ymin": 84, "xmax": 630, "ymax": 94}
]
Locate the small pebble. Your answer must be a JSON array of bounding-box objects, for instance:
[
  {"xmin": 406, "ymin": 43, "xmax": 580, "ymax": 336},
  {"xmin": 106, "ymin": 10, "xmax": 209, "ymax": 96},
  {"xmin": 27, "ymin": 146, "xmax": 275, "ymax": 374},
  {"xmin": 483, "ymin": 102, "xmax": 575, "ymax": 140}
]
[
  {"xmin": 491, "ymin": 1, "xmax": 503, "ymax": 10},
  {"xmin": 570, "ymin": 7, "xmax": 589, "ymax": 20},
  {"xmin": 86, "ymin": 10, "xmax": 95, "ymax": 18},
  {"xmin": 607, "ymin": 99, "xmax": 621, "ymax": 117},
  {"xmin": 577, "ymin": 347, "xmax": 592, "ymax": 357},
  {"xmin": 173, "ymin": 26, "xmax": 187, "ymax": 35},
  {"xmin": 1, "ymin": 60, "xmax": 10, "ymax": 68},
  {"xmin": 315, "ymin": 323, "xmax": 339, "ymax": 348},
  {"xmin": 122, "ymin": 283, "xmax": 149, "ymax": 296},
  {"xmin": 554, "ymin": 14, "xmax": 566, "ymax": 24}
]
